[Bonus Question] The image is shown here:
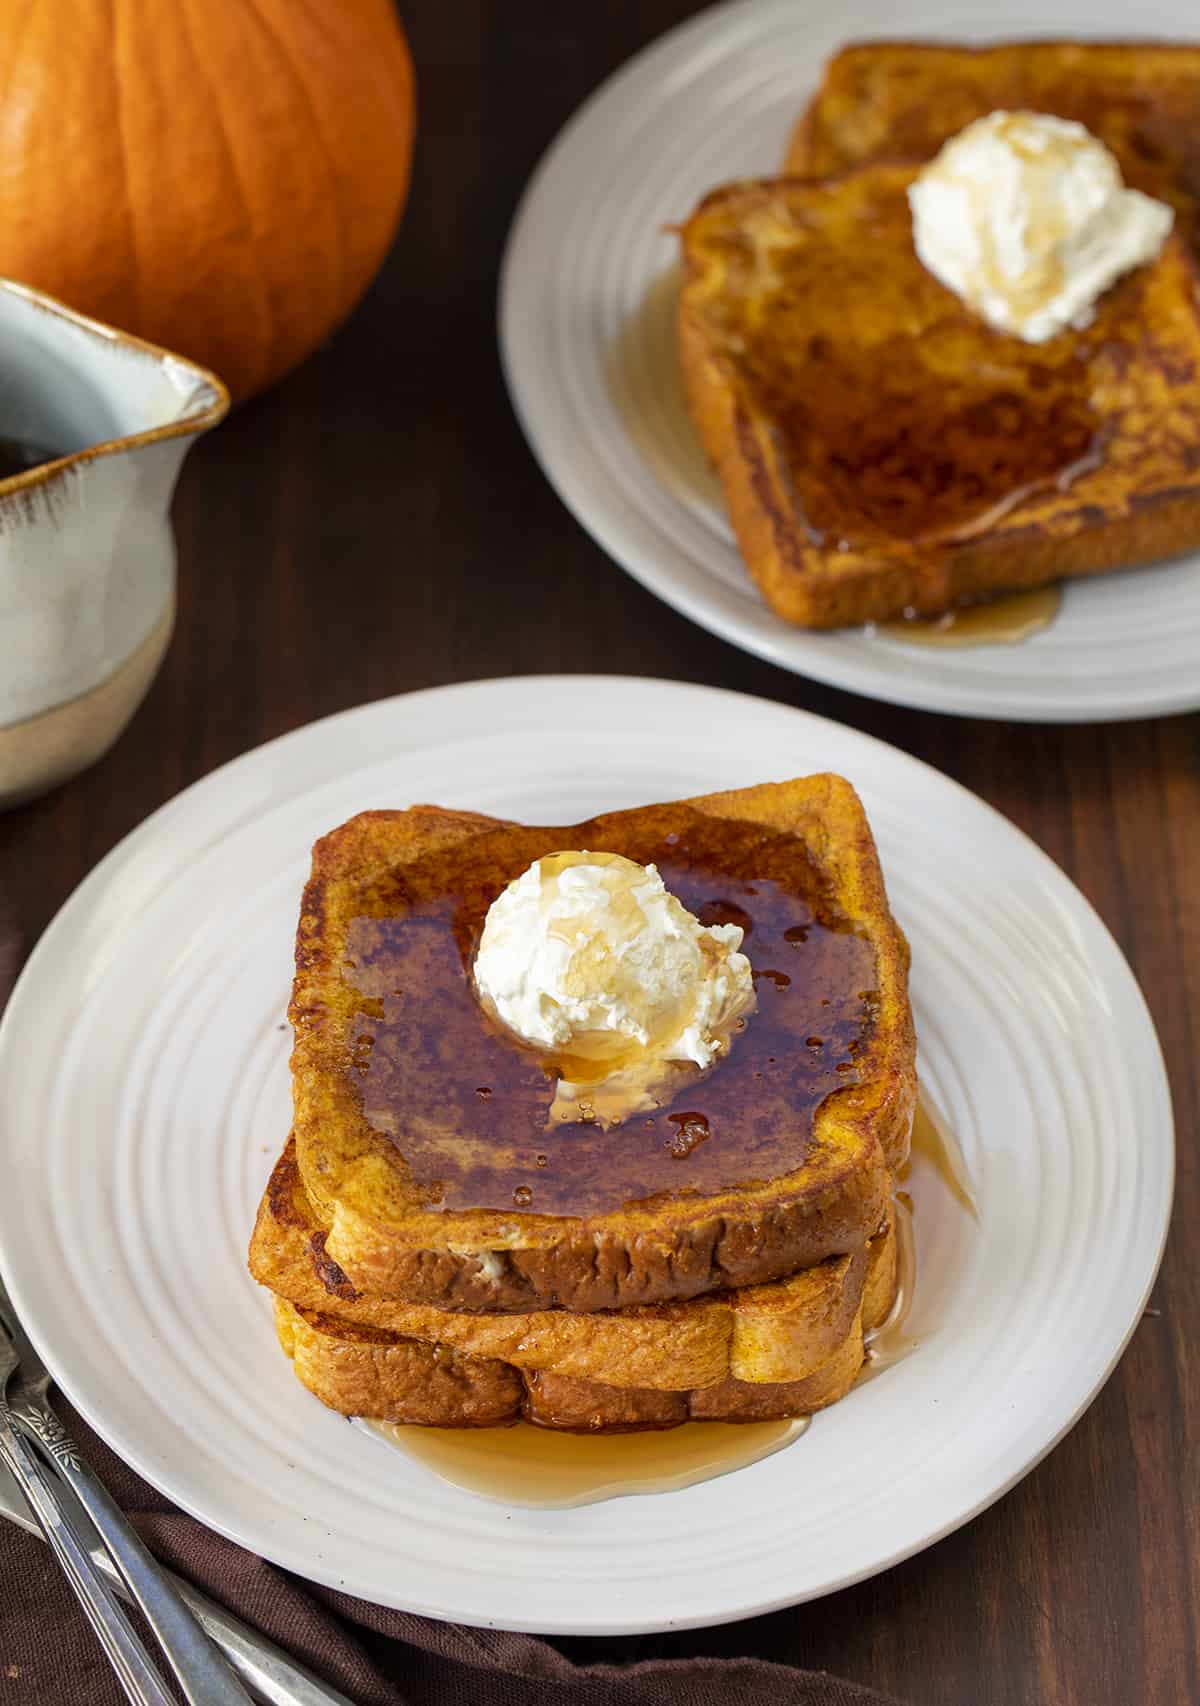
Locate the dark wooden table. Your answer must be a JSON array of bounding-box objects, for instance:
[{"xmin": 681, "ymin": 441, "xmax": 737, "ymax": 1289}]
[{"xmin": 2, "ymin": 5, "xmax": 1196, "ymax": 1702}]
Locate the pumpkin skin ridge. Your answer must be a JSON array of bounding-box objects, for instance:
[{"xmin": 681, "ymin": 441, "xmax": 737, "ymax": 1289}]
[
  {"xmin": 239, "ymin": 0, "xmax": 418, "ymax": 392},
  {"xmin": 172, "ymin": 0, "xmax": 283, "ymax": 397},
  {"xmin": 238, "ymin": 0, "xmax": 354, "ymax": 332},
  {"xmin": 110, "ymin": 0, "xmax": 145, "ymax": 337},
  {"xmin": 275, "ymin": 0, "xmax": 418, "ymax": 294},
  {"xmin": 0, "ymin": 0, "xmax": 417, "ymax": 400}
]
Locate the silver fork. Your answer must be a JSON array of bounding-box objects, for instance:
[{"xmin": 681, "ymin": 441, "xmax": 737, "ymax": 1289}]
[
  {"xmin": 0, "ymin": 1286, "xmax": 254, "ymax": 1705},
  {"xmin": 0, "ymin": 1334, "xmax": 177, "ymax": 1706}
]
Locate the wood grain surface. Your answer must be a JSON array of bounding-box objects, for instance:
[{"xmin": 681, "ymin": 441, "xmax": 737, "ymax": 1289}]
[{"xmin": 1, "ymin": 6, "xmax": 1196, "ymax": 1703}]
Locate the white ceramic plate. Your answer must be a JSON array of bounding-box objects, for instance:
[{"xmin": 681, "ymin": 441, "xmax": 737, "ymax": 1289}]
[
  {"xmin": 499, "ymin": 0, "xmax": 1200, "ymax": 722},
  {"xmin": 0, "ymin": 677, "xmax": 1172, "ymax": 1632}
]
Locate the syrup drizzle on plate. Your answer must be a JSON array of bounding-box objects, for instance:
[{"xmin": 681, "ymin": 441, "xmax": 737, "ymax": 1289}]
[
  {"xmin": 863, "ymin": 1089, "xmax": 977, "ymax": 1378},
  {"xmin": 908, "ymin": 1088, "xmax": 978, "ymax": 1219},
  {"xmin": 875, "ymin": 586, "xmax": 1061, "ymax": 648},
  {"xmin": 360, "ymin": 1087, "xmax": 973, "ymax": 1504},
  {"xmin": 363, "ymin": 1412, "xmax": 810, "ymax": 1509}
]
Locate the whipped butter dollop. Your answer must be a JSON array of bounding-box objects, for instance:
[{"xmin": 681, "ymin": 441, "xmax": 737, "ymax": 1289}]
[
  {"xmin": 473, "ymin": 850, "xmax": 755, "ymax": 1125},
  {"xmin": 908, "ymin": 110, "xmax": 1174, "ymax": 343}
]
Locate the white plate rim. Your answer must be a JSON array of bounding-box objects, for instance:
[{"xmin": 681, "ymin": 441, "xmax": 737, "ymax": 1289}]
[
  {"xmin": 497, "ymin": 0, "xmax": 1200, "ymax": 724},
  {"xmin": 0, "ymin": 674, "xmax": 1176, "ymax": 1632}
]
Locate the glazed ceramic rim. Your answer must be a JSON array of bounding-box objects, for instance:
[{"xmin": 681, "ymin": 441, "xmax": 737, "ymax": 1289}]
[
  {"xmin": 0, "ymin": 274, "xmax": 229, "ymax": 497},
  {"xmin": 0, "ymin": 674, "xmax": 1173, "ymax": 1632}
]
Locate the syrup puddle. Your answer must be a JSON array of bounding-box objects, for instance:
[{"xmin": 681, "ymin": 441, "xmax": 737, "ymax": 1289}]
[
  {"xmin": 910, "ymin": 1089, "xmax": 978, "ymax": 1219},
  {"xmin": 862, "ymin": 1087, "xmax": 978, "ymax": 1381},
  {"xmin": 361, "ymin": 1414, "xmax": 808, "ymax": 1509},
  {"xmin": 861, "ymin": 1190, "xmax": 917, "ymax": 1378},
  {"xmin": 360, "ymin": 1087, "xmax": 973, "ymax": 1504},
  {"xmin": 874, "ymin": 584, "xmax": 1061, "ymax": 648}
]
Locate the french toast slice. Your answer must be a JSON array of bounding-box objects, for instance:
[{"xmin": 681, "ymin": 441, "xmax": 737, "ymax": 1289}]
[
  {"xmin": 288, "ymin": 778, "xmax": 914, "ymax": 1312},
  {"xmin": 271, "ymin": 1248, "xmax": 894, "ymax": 1427},
  {"xmin": 678, "ymin": 166, "xmax": 1200, "ymax": 629},
  {"xmin": 250, "ymin": 1139, "xmax": 898, "ymax": 1390},
  {"xmin": 786, "ymin": 40, "xmax": 1200, "ymax": 253}
]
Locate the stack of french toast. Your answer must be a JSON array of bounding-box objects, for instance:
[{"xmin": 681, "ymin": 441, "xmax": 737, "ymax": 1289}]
[
  {"xmin": 678, "ymin": 40, "xmax": 1200, "ymax": 629},
  {"xmin": 249, "ymin": 776, "xmax": 917, "ymax": 1432}
]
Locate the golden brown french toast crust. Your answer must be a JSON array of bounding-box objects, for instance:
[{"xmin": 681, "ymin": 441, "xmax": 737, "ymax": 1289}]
[
  {"xmin": 787, "ymin": 40, "xmax": 1200, "ymax": 246},
  {"xmin": 250, "ymin": 1139, "xmax": 896, "ymax": 1390},
  {"xmin": 678, "ymin": 162, "xmax": 1200, "ymax": 628},
  {"xmin": 287, "ymin": 780, "xmax": 915, "ymax": 1311},
  {"xmin": 272, "ymin": 1280, "xmax": 891, "ymax": 1429},
  {"xmin": 267, "ymin": 1153, "xmax": 901, "ymax": 1430}
]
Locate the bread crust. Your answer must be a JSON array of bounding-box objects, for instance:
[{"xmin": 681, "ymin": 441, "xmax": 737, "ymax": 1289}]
[
  {"xmin": 272, "ymin": 1277, "xmax": 891, "ymax": 1429},
  {"xmin": 287, "ymin": 780, "xmax": 915, "ymax": 1311},
  {"xmin": 252, "ymin": 1140, "xmax": 897, "ymax": 1390},
  {"xmin": 678, "ymin": 164, "xmax": 1200, "ymax": 630}
]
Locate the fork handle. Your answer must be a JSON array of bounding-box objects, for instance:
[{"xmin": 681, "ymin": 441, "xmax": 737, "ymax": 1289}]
[
  {"xmin": 12, "ymin": 1411, "xmax": 254, "ymax": 1706},
  {"xmin": 0, "ymin": 1408, "xmax": 176, "ymax": 1706},
  {"xmin": 4, "ymin": 1478, "xmax": 354, "ymax": 1706}
]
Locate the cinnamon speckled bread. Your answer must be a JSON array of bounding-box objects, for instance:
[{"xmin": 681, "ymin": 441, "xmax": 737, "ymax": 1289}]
[{"xmin": 287, "ymin": 778, "xmax": 914, "ymax": 1313}]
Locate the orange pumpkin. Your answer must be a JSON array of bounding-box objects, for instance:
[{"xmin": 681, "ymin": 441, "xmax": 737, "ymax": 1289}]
[{"xmin": 0, "ymin": 0, "xmax": 415, "ymax": 399}]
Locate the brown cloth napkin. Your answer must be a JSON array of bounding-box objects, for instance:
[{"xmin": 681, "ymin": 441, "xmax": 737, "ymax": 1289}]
[{"xmin": 0, "ymin": 1399, "xmax": 905, "ymax": 1706}]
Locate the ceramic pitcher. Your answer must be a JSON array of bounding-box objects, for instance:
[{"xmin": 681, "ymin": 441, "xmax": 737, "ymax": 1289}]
[{"xmin": 0, "ymin": 280, "xmax": 228, "ymax": 807}]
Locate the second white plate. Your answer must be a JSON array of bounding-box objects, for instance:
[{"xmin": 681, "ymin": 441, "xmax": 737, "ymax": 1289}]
[
  {"xmin": 0, "ymin": 676, "xmax": 1173, "ymax": 1632},
  {"xmin": 499, "ymin": 0, "xmax": 1200, "ymax": 721}
]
